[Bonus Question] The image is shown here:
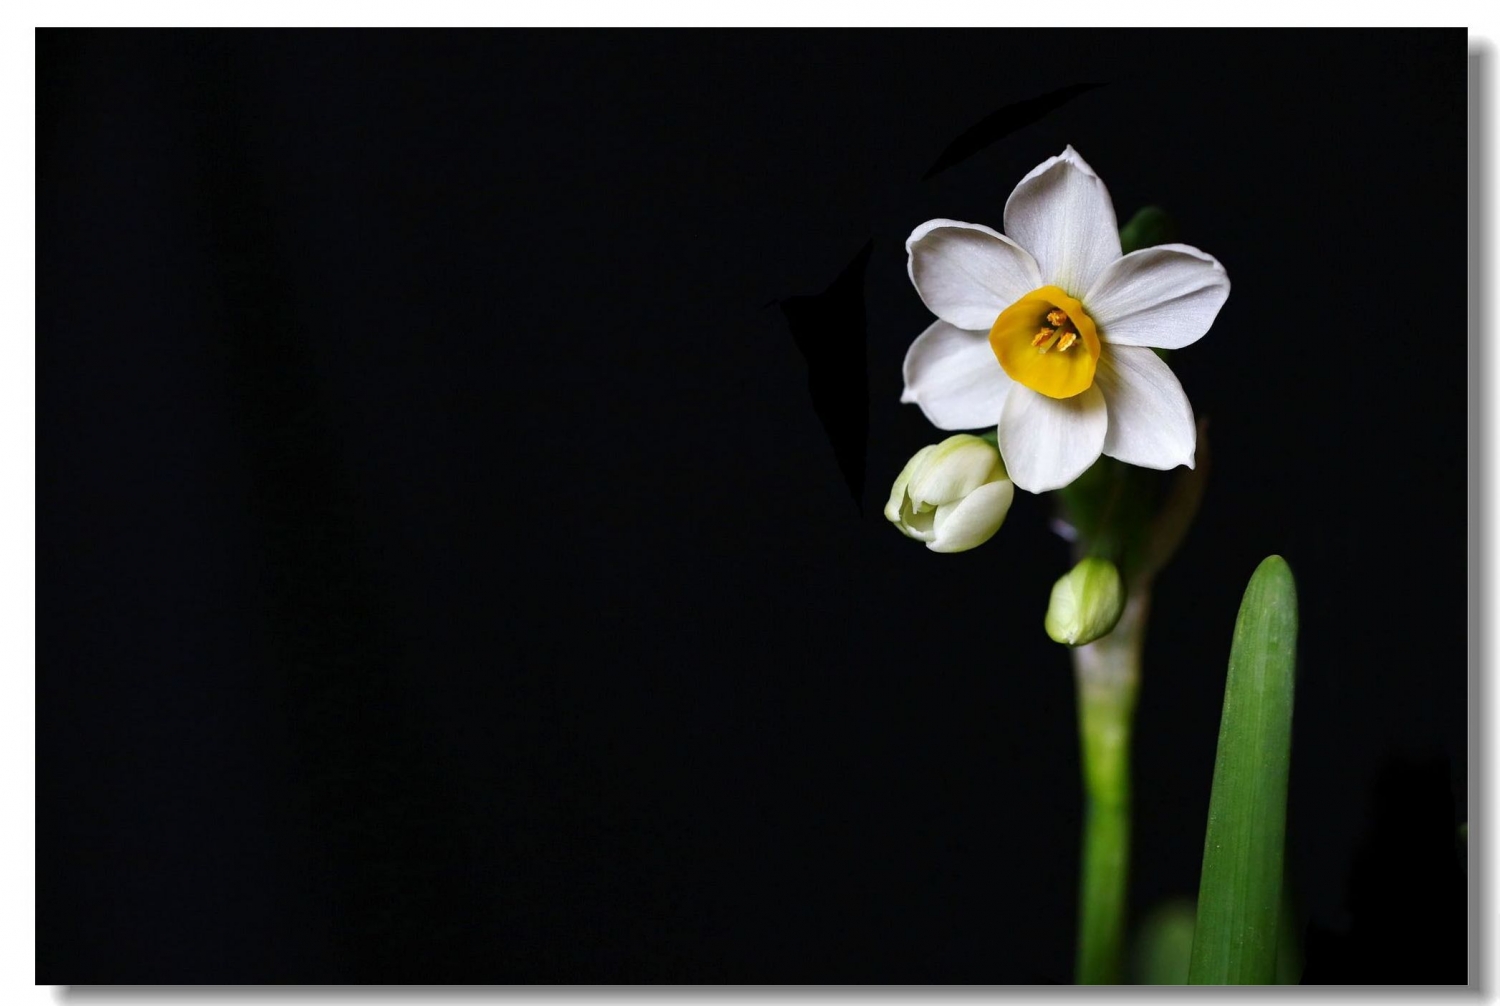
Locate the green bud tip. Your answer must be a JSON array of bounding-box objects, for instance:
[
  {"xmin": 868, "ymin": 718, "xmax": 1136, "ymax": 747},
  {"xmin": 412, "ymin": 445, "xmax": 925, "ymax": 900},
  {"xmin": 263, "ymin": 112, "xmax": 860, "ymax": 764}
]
[{"xmin": 1045, "ymin": 557, "xmax": 1125, "ymax": 646}]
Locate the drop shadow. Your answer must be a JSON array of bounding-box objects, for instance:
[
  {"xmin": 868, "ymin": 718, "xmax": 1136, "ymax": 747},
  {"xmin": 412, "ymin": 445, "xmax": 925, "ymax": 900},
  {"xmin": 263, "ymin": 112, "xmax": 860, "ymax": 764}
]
[
  {"xmin": 777, "ymin": 240, "xmax": 874, "ymax": 513},
  {"xmin": 1466, "ymin": 36, "xmax": 1490, "ymax": 997}
]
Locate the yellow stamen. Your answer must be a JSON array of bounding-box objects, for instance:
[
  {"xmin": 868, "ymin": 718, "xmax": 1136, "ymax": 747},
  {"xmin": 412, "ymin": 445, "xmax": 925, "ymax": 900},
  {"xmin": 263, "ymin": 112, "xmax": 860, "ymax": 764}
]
[
  {"xmin": 1046, "ymin": 309, "xmax": 1068, "ymax": 327},
  {"xmin": 1056, "ymin": 331, "xmax": 1078, "ymax": 352},
  {"xmin": 1031, "ymin": 326, "xmax": 1058, "ymax": 349}
]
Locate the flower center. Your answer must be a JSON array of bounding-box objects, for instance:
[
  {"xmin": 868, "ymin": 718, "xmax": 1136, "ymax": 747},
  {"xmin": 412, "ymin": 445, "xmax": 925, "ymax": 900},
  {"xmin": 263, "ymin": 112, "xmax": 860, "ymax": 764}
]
[
  {"xmin": 1031, "ymin": 309, "xmax": 1082, "ymax": 354},
  {"xmin": 989, "ymin": 286, "xmax": 1100, "ymax": 399}
]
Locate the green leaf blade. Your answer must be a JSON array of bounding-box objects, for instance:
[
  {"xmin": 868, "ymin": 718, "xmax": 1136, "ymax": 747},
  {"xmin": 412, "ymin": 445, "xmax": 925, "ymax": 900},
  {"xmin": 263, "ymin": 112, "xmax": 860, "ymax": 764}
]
[{"xmin": 1188, "ymin": 555, "xmax": 1298, "ymax": 985}]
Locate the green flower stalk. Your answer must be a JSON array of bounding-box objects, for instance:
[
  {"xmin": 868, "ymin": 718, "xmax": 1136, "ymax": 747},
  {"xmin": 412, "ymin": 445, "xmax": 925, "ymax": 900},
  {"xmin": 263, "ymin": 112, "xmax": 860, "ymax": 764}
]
[
  {"xmin": 886, "ymin": 144, "xmax": 1226, "ymax": 986},
  {"xmin": 1070, "ymin": 590, "xmax": 1146, "ymax": 985},
  {"xmin": 1046, "ymin": 556, "xmax": 1134, "ymax": 983},
  {"xmin": 1054, "ymin": 443, "xmax": 1208, "ymax": 984}
]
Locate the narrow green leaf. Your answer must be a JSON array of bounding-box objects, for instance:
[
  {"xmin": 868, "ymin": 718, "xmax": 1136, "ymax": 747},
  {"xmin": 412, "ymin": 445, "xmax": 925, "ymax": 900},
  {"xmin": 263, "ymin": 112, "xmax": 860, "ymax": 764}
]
[{"xmin": 1188, "ymin": 555, "xmax": 1298, "ymax": 985}]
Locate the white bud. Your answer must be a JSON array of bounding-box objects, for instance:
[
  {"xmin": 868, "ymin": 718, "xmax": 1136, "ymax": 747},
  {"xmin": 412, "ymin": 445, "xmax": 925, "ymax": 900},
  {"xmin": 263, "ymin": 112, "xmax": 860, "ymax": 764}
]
[
  {"xmin": 1045, "ymin": 557, "xmax": 1125, "ymax": 646},
  {"xmin": 885, "ymin": 435, "xmax": 1013, "ymax": 553}
]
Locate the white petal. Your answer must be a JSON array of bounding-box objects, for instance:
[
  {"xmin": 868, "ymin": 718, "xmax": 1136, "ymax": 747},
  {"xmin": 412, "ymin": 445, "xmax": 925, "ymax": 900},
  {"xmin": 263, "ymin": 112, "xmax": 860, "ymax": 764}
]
[
  {"xmin": 908, "ymin": 434, "xmax": 1002, "ymax": 508},
  {"xmin": 1003, "ymin": 146, "xmax": 1121, "ymax": 298},
  {"xmin": 901, "ymin": 320, "xmax": 1016, "ymax": 431},
  {"xmin": 929, "ymin": 480, "xmax": 1015, "ymax": 553},
  {"xmin": 1094, "ymin": 347, "xmax": 1197, "ymax": 471},
  {"xmin": 906, "ymin": 219, "xmax": 1043, "ymax": 331},
  {"xmin": 1084, "ymin": 243, "xmax": 1230, "ymax": 350},
  {"xmin": 898, "ymin": 493, "xmax": 936, "ymax": 541},
  {"xmin": 885, "ymin": 444, "xmax": 937, "ymax": 526},
  {"xmin": 997, "ymin": 384, "xmax": 1107, "ymax": 494}
]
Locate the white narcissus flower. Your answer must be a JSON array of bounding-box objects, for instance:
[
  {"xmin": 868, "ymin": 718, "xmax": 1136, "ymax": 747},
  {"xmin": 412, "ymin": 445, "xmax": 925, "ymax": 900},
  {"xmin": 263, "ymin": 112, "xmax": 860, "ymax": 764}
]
[
  {"xmin": 900, "ymin": 146, "xmax": 1230, "ymax": 494},
  {"xmin": 885, "ymin": 434, "xmax": 1014, "ymax": 553}
]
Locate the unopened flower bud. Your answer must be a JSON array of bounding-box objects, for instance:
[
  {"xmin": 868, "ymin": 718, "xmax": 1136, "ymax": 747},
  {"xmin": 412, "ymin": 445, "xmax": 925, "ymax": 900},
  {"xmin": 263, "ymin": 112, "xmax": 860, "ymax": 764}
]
[
  {"xmin": 1045, "ymin": 557, "xmax": 1125, "ymax": 646},
  {"xmin": 885, "ymin": 434, "xmax": 1013, "ymax": 553}
]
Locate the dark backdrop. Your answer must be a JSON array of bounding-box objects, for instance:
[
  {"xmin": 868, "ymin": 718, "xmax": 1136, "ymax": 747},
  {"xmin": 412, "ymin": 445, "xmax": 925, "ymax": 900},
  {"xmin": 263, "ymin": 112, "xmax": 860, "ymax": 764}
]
[{"xmin": 37, "ymin": 29, "xmax": 1469, "ymax": 983}]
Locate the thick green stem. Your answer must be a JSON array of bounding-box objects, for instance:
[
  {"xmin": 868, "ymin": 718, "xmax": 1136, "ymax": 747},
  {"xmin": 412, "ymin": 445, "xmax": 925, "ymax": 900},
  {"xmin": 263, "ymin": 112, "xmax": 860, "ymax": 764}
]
[{"xmin": 1071, "ymin": 591, "xmax": 1147, "ymax": 985}]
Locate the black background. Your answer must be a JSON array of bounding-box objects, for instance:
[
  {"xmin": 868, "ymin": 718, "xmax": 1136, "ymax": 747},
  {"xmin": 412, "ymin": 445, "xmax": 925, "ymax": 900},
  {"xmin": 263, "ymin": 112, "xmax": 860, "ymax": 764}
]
[{"xmin": 38, "ymin": 30, "xmax": 1469, "ymax": 983}]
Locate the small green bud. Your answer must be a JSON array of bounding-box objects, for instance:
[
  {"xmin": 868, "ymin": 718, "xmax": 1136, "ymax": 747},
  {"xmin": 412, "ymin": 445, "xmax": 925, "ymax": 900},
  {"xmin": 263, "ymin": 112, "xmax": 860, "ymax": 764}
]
[
  {"xmin": 885, "ymin": 434, "xmax": 1013, "ymax": 553},
  {"xmin": 1045, "ymin": 557, "xmax": 1125, "ymax": 646}
]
